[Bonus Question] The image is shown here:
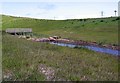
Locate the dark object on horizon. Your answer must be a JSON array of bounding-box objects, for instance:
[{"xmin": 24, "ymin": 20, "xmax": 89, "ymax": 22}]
[
  {"xmin": 114, "ymin": 10, "xmax": 117, "ymax": 16},
  {"xmin": 116, "ymin": 17, "xmax": 120, "ymax": 20},
  {"xmin": 100, "ymin": 20, "xmax": 104, "ymax": 22}
]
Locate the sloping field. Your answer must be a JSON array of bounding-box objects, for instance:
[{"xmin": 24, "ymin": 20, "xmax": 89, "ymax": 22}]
[
  {"xmin": 2, "ymin": 15, "xmax": 119, "ymax": 81},
  {"xmin": 2, "ymin": 33, "xmax": 118, "ymax": 81},
  {"xmin": 2, "ymin": 15, "xmax": 119, "ymax": 44}
]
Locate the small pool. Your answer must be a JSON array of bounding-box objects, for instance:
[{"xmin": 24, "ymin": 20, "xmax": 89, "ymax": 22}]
[{"xmin": 50, "ymin": 42, "xmax": 119, "ymax": 56}]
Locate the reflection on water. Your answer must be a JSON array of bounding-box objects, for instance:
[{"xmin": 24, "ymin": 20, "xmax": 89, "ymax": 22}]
[{"xmin": 50, "ymin": 42, "xmax": 119, "ymax": 56}]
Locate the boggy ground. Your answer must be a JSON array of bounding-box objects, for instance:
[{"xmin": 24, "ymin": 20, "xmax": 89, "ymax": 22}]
[{"xmin": 2, "ymin": 33, "xmax": 118, "ymax": 81}]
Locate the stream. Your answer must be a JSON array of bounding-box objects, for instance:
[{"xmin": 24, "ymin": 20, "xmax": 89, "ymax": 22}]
[{"xmin": 50, "ymin": 42, "xmax": 119, "ymax": 56}]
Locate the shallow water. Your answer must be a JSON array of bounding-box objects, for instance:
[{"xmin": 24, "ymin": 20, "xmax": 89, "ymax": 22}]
[{"xmin": 50, "ymin": 42, "xmax": 119, "ymax": 56}]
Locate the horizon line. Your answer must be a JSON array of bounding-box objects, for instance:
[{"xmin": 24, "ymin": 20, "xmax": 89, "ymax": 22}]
[{"xmin": 1, "ymin": 14, "xmax": 119, "ymax": 20}]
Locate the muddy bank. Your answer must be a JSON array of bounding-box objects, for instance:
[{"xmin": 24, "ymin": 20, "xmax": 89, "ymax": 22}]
[
  {"xmin": 18, "ymin": 35, "xmax": 120, "ymax": 51},
  {"xmin": 54, "ymin": 39, "xmax": 120, "ymax": 51},
  {"xmin": 32, "ymin": 38, "xmax": 120, "ymax": 51}
]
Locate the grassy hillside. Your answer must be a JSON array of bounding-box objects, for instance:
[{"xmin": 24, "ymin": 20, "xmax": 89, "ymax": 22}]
[
  {"xmin": 2, "ymin": 15, "xmax": 119, "ymax": 81},
  {"xmin": 2, "ymin": 15, "xmax": 119, "ymax": 44},
  {"xmin": 2, "ymin": 32, "xmax": 118, "ymax": 81}
]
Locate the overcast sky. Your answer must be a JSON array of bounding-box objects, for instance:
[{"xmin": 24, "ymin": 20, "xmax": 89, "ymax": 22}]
[{"xmin": 0, "ymin": 0, "xmax": 119, "ymax": 20}]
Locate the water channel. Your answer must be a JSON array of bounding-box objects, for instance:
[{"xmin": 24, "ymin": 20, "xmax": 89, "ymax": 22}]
[{"xmin": 50, "ymin": 42, "xmax": 119, "ymax": 56}]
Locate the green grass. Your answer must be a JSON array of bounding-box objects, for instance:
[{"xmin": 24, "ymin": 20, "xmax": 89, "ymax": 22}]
[
  {"xmin": 2, "ymin": 33, "xmax": 118, "ymax": 81},
  {"xmin": 2, "ymin": 15, "xmax": 119, "ymax": 44},
  {"xmin": 2, "ymin": 15, "xmax": 119, "ymax": 81}
]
